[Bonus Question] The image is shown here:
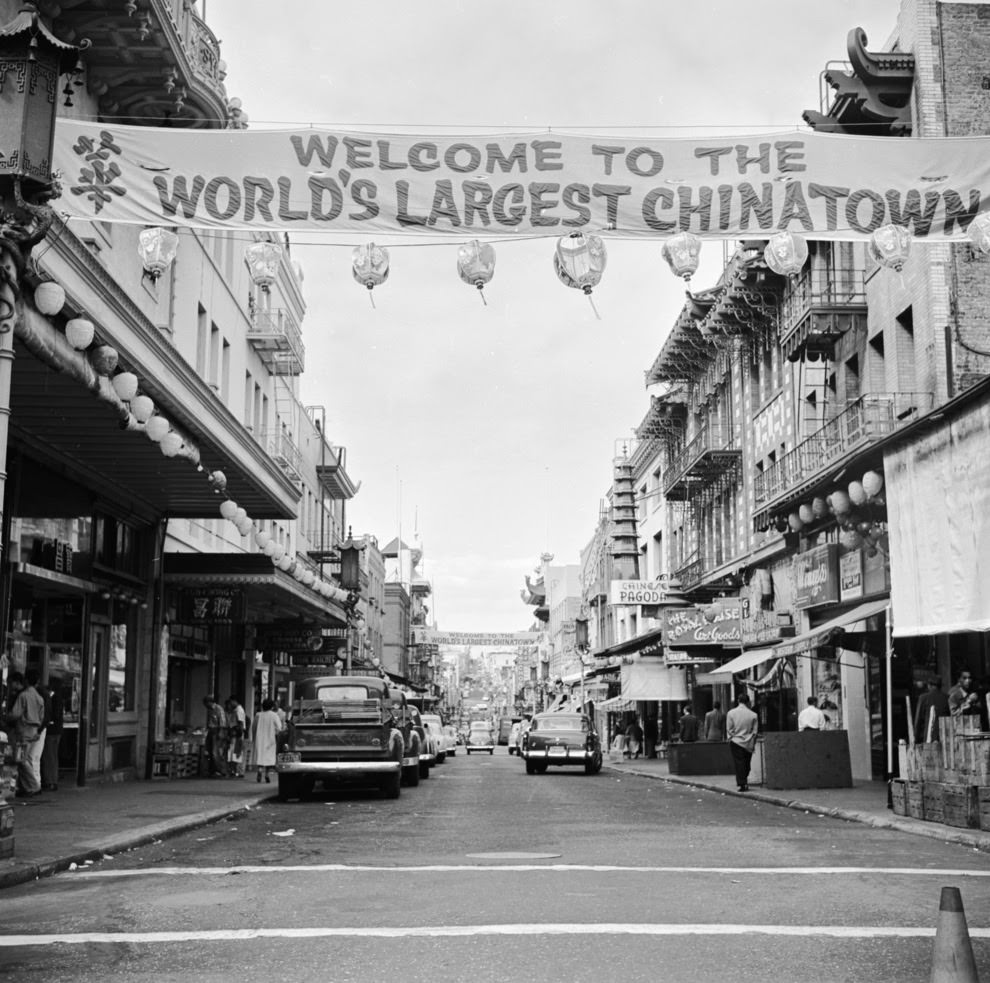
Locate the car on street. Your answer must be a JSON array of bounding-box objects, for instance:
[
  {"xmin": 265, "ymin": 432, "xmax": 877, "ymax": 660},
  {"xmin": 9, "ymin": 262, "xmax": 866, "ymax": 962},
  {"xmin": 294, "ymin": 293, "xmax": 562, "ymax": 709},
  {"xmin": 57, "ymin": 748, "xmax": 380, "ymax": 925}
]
[
  {"xmin": 465, "ymin": 720, "xmax": 495, "ymax": 754},
  {"xmin": 407, "ymin": 704, "xmax": 437, "ymax": 778},
  {"xmin": 421, "ymin": 713, "xmax": 449, "ymax": 764},
  {"xmin": 443, "ymin": 724, "xmax": 460, "ymax": 755},
  {"xmin": 275, "ymin": 675, "xmax": 420, "ymax": 800},
  {"xmin": 520, "ymin": 711, "xmax": 603, "ymax": 775}
]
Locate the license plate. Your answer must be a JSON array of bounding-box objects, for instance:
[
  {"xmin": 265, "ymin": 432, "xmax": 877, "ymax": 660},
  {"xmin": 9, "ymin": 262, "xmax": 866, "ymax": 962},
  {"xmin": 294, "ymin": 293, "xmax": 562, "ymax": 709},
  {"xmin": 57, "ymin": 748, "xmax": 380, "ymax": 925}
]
[
  {"xmin": 549, "ymin": 747, "xmax": 567, "ymax": 756},
  {"xmin": 277, "ymin": 752, "xmax": 301, "ymax": 764}
]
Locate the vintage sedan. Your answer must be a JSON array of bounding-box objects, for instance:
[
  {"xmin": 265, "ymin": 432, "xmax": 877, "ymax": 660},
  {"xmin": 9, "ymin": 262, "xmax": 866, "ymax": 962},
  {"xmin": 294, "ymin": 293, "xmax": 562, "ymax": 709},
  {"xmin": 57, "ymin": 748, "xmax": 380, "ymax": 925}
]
[
  {"xmin": 465, "ymin": 720, "xmax": 495, "ymax": 754},
  {"xmin": 520, "ymin": 711, "xmax": 603, "ymax": 774}
]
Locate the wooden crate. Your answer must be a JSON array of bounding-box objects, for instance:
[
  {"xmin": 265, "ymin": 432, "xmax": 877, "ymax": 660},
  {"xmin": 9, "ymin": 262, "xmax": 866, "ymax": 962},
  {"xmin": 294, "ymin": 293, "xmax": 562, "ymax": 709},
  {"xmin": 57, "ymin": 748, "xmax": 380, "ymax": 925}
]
[
  {"xmin": 977, "ymin": 787, "xmax": 990, "ymax": 831},
  {"xmin": 923, "ymin": 783, "xmax": 945, "ymax": 824},
  {"xmin": 151, "ymin": 753, "xmax": 175, "ymax": 780},
  {"xmin": 907, "ymin": 781, "xmax": 925, "ymax": 819},
  {"xmin": 891, "ymin": 779, "xmax": 907, "ymax": 816},
  {"xmin": 942, "ymin": 783, "xmax": 979, "ymax": 829}
]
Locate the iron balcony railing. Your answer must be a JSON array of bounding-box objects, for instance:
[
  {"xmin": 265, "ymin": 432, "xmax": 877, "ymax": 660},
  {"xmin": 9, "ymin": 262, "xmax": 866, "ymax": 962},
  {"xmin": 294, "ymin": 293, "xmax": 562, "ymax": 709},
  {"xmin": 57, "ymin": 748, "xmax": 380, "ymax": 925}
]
[
  {"xmin": 778, "ymin": 266, "xmax": 866, "ymax": 342},
  {"xmin": 663, "ymin": 424, "xmax": 742, "ymax": 497},
  {"xmin": 754, "ymin": 391, "xmax": 934, "ymax": 506},
  {"xmin": 260, "ymin": 429, "xmax": 303, "ymax": 484},
  {"xmin": 248, "ymin": 308, "xmax": 306, "ymax": 375}
]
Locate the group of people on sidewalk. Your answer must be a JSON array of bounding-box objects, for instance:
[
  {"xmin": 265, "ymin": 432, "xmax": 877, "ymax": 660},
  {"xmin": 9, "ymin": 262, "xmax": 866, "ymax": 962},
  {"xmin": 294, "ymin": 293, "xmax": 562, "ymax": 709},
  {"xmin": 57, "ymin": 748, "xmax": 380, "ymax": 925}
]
[
  {"xmin": 4, "ymin": 669, "xmax": 64, "ymax": 799},
  {"xmin": 201, "ymin": 695, "xmax": 284, "ymax": 783}
]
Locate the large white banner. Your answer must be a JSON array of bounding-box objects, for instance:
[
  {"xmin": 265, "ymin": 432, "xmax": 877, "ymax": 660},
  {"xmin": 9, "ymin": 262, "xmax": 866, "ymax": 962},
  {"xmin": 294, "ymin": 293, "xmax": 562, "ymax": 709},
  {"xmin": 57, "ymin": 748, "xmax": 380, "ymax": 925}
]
[
  {"xmin": 53, "ymin": 121, "xmax": 990, "ymax": 239},
  {"xmin": 414, "ymin": 630, "xmax": 540, "ymax": 646},
  {"xmin": 886, "ymin": 397, "xmax": 990, "ymax": 636}
]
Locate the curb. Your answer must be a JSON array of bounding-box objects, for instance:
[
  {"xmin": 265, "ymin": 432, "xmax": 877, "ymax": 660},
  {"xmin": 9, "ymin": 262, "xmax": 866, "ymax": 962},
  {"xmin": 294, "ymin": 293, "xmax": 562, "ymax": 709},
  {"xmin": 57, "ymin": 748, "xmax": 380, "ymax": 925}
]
[
  {"xmin": 604, "ymin": 765, "xmax": 990, "ymax": 854},
  {"xmin": 0, "ymin": 795, "xmax": 274, "ymax": 891}
]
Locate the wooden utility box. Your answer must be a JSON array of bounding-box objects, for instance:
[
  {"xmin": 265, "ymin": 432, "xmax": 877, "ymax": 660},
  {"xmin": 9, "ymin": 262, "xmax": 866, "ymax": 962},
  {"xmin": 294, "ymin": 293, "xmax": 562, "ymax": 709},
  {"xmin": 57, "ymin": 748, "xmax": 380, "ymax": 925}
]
[
  {"xmin": 667, "ymin": 741, "xmax": 735, "ymax": 776},
  {"xmin": 761, "ymin": 731, "xmax": 853, "ymax": 789}
]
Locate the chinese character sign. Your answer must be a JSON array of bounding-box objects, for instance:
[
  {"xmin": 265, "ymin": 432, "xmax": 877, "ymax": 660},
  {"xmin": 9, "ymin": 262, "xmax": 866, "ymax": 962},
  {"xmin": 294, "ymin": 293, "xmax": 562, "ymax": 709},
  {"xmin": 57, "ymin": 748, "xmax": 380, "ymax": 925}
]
[{"xmin": 180, "ymin": 588, "xmax": 245, "ymax": 625}]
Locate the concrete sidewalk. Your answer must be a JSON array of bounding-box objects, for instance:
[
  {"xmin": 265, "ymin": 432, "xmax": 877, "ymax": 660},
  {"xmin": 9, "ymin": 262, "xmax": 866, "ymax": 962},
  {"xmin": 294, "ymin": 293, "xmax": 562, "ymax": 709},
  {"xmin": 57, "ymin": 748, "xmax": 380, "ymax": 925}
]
[{"xmin": 2, "ymin": 758, "xmax": 989, "ymax": 891}]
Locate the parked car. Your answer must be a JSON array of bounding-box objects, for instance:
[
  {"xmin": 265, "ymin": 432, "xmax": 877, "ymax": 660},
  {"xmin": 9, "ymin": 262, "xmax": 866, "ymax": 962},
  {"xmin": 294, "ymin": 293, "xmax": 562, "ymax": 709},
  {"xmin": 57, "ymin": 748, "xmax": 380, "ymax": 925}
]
[
  {"xmin": 408, "ymin": 704, "xmax": 437, "ymax": 778},
  {"xmin": 275, "ymin": 675, "xmax": 420, "ymax": 800},
  {"xmin": 465, "ymin": 720, "xmax": 495, "ymax": 755},
  {"xmin": 443, "ymin": 724, "xmax": 460, "ymax": 755},
  {"xmin": 520, "ymin": 711, "xmax": 603, "ymax": 775},
  {"xmin": 421, "ymin": 713, "xmax": 448, "ymax": 764}
]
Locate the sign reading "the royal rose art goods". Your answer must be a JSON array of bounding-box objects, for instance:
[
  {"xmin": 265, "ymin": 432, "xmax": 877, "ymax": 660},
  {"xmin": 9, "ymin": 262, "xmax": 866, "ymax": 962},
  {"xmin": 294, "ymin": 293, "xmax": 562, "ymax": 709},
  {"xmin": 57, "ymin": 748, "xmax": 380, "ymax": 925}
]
[
  {"xmin": 662, "ymin": 604, "xmax": 742, "ymax": 647},
  {"xmin": 53, "ymin": 122, "xmax": 990, "ymax": 240}
]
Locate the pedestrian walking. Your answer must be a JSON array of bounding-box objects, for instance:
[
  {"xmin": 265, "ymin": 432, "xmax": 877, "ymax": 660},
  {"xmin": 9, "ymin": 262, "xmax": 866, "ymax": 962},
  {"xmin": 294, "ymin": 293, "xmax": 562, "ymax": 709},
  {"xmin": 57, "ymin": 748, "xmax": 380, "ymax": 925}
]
[
  {"xmin": 225, "ymin": 696, "xmax": 247, "ymax": 778},
  {"xmin": 41, "ymin": 679, "xmax": 65, "ymax": 790},
  {"xmin": 726, "ymin": 692, "xmax": 759, "ymax": 792},
  {"xmin": 202, "ymin": 695, "xmax": 228, "ymax": 777},
  {"xmin": 624, "ymin": 718, "xmax": 644, "ymax": 759},
  {"xmin": 5, "ymin": 669, "xmax": 46, "ymax": 797},
  {"xmin": 252, "ymin": 698, "xmax": 283, "ymax": 783},
  {"xmin": 703, "ymin": 701, "xmax": 726, "ymax": 741},
  {"xmin": 678, "ymin": 704, "xmax": 700, "ymax": 742}
]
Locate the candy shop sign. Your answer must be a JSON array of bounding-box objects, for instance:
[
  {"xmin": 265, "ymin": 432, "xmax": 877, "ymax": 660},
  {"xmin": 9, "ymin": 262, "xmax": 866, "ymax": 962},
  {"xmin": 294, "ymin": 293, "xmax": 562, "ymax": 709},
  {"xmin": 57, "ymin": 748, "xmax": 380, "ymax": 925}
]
[{"xmin": 54, "ymin": 121, "xmax": 990, "ymax": 239}]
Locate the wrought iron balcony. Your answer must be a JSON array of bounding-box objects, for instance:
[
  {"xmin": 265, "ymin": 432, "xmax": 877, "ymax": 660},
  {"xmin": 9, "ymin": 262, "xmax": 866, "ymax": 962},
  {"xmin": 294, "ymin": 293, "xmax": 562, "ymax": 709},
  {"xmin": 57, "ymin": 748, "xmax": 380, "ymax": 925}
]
[
  {"xmin": 260, "ymin": 428, "xmax": 302, "ymax": 484},
  {"xmin": 754, "ymin": 391, "xmax": 934, "ymax": 507},
  {"xmin": 663, "ymin": 424, "xmax": 742, "ymax": 501},
  {"xmin": 778, "ymin": 266, "xmax": 867, "ymax": 362},
  {"xmin": 248, "ymin": 308, "xmax": 305, "ymax": 375}
]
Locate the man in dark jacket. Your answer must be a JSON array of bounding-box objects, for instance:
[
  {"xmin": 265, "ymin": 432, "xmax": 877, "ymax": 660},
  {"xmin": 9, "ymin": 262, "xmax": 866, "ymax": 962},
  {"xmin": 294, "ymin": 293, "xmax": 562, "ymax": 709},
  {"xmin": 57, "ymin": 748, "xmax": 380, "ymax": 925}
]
[
  {"xmin": 914, "ymin": 677, "xmax": 950, "ymax": 742},
  {"xmin": 678, "ymin": 704, "xmax": 700, "ymax": 742},
  {"xmin": 41, "ymin": 679, "xmax": 64, "ymax": 790}
]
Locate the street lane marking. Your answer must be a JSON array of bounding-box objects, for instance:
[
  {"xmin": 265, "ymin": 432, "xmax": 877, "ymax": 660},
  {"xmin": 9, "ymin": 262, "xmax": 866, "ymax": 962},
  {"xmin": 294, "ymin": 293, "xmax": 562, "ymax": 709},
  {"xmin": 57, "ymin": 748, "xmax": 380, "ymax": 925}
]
[
  {"xmin": 70, "ymin": 864, "xmax": 990, "ymax": 879},
  {"xmin": 2, "ymin": 923, "xmax": 990, "ymax": 946}
]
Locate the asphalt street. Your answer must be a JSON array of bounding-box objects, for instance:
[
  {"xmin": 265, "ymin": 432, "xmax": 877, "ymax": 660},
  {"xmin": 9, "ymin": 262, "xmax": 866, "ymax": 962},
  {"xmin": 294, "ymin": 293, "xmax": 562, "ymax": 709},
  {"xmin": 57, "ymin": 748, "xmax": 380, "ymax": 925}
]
[{"xmin": 1, "ymin": 751, "xmax": 988, "ymax": 983}]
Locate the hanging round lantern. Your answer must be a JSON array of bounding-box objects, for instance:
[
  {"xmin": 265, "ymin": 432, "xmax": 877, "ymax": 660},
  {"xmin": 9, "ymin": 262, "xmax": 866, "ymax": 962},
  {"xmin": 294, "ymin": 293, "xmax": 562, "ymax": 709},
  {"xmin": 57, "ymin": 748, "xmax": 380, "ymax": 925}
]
[
  {"xmin": 862, "ymin": 470, "xmax": 884, "ymax": 499},
  {"xmin": 160, "ymin": 431, "xmax": 184, "ymax": 457},
  {"xmin": 773, "ymin": 516, "xmax": 789, "ymax": 533},
  {"xmin": 245, "ymin": 239, "xmax": 283, "ymax": 292},
  {"xmin": 232, "ymin": 507, "xmax": 247, "ymax": 526},
  {"xmin": 798, "ymin": 503, "xmax": 814, "ymax": 525},
  {"xmin": 554, "ymin": 232, "xmax": 607, "ymax": 318},
  {"xmin": 352, "ymin": 243, "xmax": 390, "ymax": 306},
  {"xmin": 34, "ymin": 281, "xmax": 65, "ymax": 315},
  {"xmin": 277, "ymin": 554, "xmax": 293, "ymax": 572},
  {"xmin": 111, "ymin": 371, "xmax": 139, "ymax": 402},
  {"xmin": 848, "ymin": 480, "xmax": 867, "ymax": 506},
  {"xmin": 661, "ymin": 232, "xmax": 702, "ymax": 283},
  {"xmin": 869, "ymin": 224, "xmax": 911, "ymax": 272},
  {"xmin": 763, "ymin": 231, "xmax": 809, "ymax": 278},
  {"xmin": 831, "ymin": 489, "xmax": 852, "ymax": 515},
  {"xmin": 811, "ymin": 496, "xmax": 828, "ymax": 519},
  {"xmin": 208, "ymin": 470, "xmax": 227, "ymax": 493},
  {"xmin": 65, "ymin": 317, "xmax": 95, "ymax": 350},
  {"xmin": 130, "ymin": 394, "xmax": 154, "ymax": 423},
  {"xmin": 840, "ymin": 528, "xmax": 863, "ymax": 550},
  {"xmin": 90, "ymin": 345, "xmax": 119, "ymax": 376},
  {"xmin": 787, "ymin": 512, "xmax": 803, "ymax": 532},
  {"xmin": 270, "ymin": 545, "xmax": 285, "ymax": 564},
  {"xmin": 145, "ymin": 415, "xmax": 171, "ymax": 443},
  {"xmin": 263, "ymin": 540, "xmax": 278, "ymax": 558},
  {"xmin": 137, "ymin": 227, "xmax": 179, "ymax": 281},
  {"xmin": 255, "ymin": 529, "xmax": 271, "ymax": 549},
  {"xmin": 967, "ymin": 214, "xmax": 990, "ymax": 255},
  {"xmin": 235, "ymin": 518, "xmax": 254, "ymax": 537},
  {"xmin": 219, "ymin": 499, "xmax": 239, "ymax": 520},
  {"xmin": 856, "ymin": 521, "xmax": 873, "ymax": 536},
  {"xmin": 457, "ymin": 239, "xmax": 496, "ymax": 303}
]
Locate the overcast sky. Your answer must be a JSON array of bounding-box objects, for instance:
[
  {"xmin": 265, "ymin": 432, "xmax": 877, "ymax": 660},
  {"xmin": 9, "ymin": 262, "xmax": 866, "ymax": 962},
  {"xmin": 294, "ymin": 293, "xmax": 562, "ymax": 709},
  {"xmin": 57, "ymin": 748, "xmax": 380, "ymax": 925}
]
[{"xmin": 204, "ymin": 0, "xmax": 899, "ymax": 632}]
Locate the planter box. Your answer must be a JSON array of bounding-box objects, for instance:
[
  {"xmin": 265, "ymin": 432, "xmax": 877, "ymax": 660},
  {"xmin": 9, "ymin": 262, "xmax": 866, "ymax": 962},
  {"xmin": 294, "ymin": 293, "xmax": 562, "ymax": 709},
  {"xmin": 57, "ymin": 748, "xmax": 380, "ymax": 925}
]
[
  {"xmin": 891, "ymin": 779, "xmax": 907, "ymax": 816},
  {"xmin": 667, "ymin": 741, "xmax": 735, "ymax": 776},
  {"xmin": 762, "ymin": 731, "xmax": 853, "ymax": 789}
]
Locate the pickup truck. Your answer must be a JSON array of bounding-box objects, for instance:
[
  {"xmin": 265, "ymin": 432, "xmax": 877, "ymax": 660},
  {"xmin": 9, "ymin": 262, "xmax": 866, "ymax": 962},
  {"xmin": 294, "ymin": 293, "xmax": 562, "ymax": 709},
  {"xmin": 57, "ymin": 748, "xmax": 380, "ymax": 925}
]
[{"xmin": 275, "ymin": 675, "xmax": 421, "ymax": 800}]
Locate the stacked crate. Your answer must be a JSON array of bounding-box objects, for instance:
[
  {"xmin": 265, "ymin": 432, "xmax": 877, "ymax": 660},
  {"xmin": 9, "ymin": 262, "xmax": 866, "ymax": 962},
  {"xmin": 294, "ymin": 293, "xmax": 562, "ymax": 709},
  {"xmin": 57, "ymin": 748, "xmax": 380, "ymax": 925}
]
[
  {"xmin": 893, "ymin": 717, "xmax": 989, "ymax": 828},
  {"xmin": 151, "ymin": 739, "xmax": 204, "ymax": 780}
]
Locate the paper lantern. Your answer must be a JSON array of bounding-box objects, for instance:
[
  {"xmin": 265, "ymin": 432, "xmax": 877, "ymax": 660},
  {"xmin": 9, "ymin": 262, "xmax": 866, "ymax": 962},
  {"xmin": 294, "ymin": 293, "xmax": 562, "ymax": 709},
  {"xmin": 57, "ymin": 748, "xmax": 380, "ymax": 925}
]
[
  {"xmin": 245, "ymin": 239, "xmax": 283, "ymax": 292},
  {"xmin": 34, "ymin": 281, "xmax": 65, "ymax": 315},
  {"xmin": 831, "ymin": 489, "xmax": 851, "ymax": 515},
  {"xmin": 869, "ymin": 224, "xmax": 911, "ymax": 273},
  {"xmin": 811, "ymin": 496, "xmax": 828, "ymax": 519},
  {"xmin": 277, "ymin": 554, "xmax": 293, "ymax": 571},
  {"xmin": 270, "ymin": 545, "xmax": 285, "ymax": 563},
  {"xmin": 661, "ymin": 232, "xmax": 702, "ymax": 282},
  {"xmin": 352, "ymin": 242, "xmax": 390, "ymax": 304},
  {"xmin": 232, "ymin": 507, "xmax": 247, "ymax": 526},
  {"xmin": 138, "ymin": 227, "xmax": 179, "ymax": 281},
  {"xmin": 208, "ymin": 470, "xmax": 227, "ymax": 492},
  {"xmin": 787, "ymin": 512, "xmax": 803, "ymax": 532},
  {"xmin": 862, "ymin": 470, "xmax": 884, "ymax": 499},
  {"xmin": 967, "ymin": 214, "xmax": 990, "ymax": 255},
  {"xmin": 840, "ymin": 529, "xmax": 863, "ymax": 549},
  {"xmin": 145, "ymin": 416, "xmax": 171, "ymax": 443},
  {"xmin": 457, "ymin": 239, "xmax": 496, "ymax": 302},
  {"xmin": 763, "ymin": 232, "xmax": 809, "ymax": 278},
  {"xmin": 255, "ymin": 529, "xmax": 271, "ymax": 549},
  {"xmin": 848, "ymin": 480, "xmax": 867, "ymax": 506},
  {"xmin": 65, "ymin": 317, "xmax": 95, "ymax": 350},
  {"xmin": 798, "ymin": 503, "xmax": 814, "ymax": 525},
  {"xmin": 554, "ymin": 232, "xmax": 607, "ymax": 293},
  {"xmin": 160, "ymin": 431, "xmax": 184, "ymax": 457},
  {"xmin": 111, "ymin": 371, "xmax": 139, "ymax": 402},
  {"xmin": 219, "ymin": 499, "xmax": 239, "ymax": 520},
  {"xmin": 130, "ymin": 394, "xmax": 154, "ymax": 423},
  {"xmin": 235, "ymin": 518, "xmax": 253, "ymax": 537},
  {"xmin": 90, "ymin": 345, "xmax": 119, "ymax": 376}
]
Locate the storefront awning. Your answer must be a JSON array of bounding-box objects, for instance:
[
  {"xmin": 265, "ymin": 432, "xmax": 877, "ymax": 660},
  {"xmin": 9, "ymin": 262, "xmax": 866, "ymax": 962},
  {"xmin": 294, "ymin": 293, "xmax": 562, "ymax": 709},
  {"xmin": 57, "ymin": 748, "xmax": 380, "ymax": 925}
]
[
  {"xmin": 620, "ymin": 658, "xmax": 689, "ymax": 701},
  {"xmin": 708, "ymin": 598, "xmax": 889, "ymax": 676},
  {"xmin": 597, "ymin": 696, "xmax": 636, "ymax": 711},
  {"xmin": 592, "ymin": 625, "xmax": 665, "ymax": 661}
]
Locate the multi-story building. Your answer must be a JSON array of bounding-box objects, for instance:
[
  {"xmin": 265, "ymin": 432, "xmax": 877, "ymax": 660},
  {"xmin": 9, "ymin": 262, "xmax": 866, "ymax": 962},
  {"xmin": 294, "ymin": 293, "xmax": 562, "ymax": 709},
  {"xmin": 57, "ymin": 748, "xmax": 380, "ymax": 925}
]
[{"xmin": 0, "ymin": 1, "xmax": 357, "ymax": 784}]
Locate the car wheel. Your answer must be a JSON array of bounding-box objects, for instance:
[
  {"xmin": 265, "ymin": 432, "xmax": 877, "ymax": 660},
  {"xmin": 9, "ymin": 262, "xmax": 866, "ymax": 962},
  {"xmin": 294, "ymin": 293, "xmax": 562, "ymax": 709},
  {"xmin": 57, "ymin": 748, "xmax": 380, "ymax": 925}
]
[
  {"xmin": 436, "ymin": 751, "xmax": 446, "ymax": 765},
  {"xmin": 277, "ymin": 774, "xmax": 299, "ymax": 802},
  {"xmin": 420, "ymin": 760, "xmax": 431, "ymax": 778},
  {"xmin": 489, "ymin": 749, "xmax": 494, "ymax": 755},
  {"xmin": 536, "ymin": 763, "xmax": 548, "ymax": 774},
  {"xmin": 466, "ymin": 749, "xmax": 471, "ymax": 755},
  {"xmin": 525, "ymin": 759, "xmax": 537, "ymax": 775},
  {"xmin": 380, "ymin": 770, "xmax": 401, "ymax": 799},
  {"xmin": 585, "ymin": 753, "xmax": 603, "ymax": 775},
  {"xmin": 402, "ymin": 761, "xmax": 420, "ymax": 787}
]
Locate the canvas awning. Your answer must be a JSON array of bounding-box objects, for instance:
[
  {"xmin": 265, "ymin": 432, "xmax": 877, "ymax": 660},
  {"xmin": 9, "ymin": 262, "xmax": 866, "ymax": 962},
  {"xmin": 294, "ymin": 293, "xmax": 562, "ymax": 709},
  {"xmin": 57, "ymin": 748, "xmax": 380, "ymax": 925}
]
[
  {"xmin": 597, "ymin": 696, "xmax": 637, "ymax": 711},
  {"xmin": 708, "ymin": 598, "xmax": 889, "ymax": 676}
]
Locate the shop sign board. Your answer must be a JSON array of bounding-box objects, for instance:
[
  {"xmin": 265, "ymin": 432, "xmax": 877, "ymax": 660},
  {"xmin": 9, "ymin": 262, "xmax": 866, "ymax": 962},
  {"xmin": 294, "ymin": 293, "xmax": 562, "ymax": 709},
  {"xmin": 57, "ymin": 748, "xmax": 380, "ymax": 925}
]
[
  {"xmin": 662, "ymin": 603, "xmax": 741, "ymax": 647},
  {"xmin": 839, "ymin": 549, "xmax": 864, "ymax": 602},
  {"xmin": 610, "ymin": 581, "xmax": 671, "ymax": 605},
  {"xmin": 179, "ymin": 587, "xmax": 245, "ymax": 625},
  {"xmin": 794, "ymin": 544, "xmax": 839, "ymax": 609},
  {"xmin": 258, "ymin": 627, "xmax": 324, "ymax": 652}
]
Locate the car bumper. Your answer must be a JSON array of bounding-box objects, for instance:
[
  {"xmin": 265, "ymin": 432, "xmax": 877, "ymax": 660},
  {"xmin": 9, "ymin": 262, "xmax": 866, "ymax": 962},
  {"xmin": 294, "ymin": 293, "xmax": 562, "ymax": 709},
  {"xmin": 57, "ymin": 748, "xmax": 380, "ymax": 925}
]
[
  {"xmin": 522, "ymin": 748, "xmax": 596, "ymax": 763},
  {"xmin": 276, "ymin": 757, "xmax": 401, "ymax": 775},
  {"xmin": 466, "ymin": 744, "xmax": 494, "ymax": 750}
]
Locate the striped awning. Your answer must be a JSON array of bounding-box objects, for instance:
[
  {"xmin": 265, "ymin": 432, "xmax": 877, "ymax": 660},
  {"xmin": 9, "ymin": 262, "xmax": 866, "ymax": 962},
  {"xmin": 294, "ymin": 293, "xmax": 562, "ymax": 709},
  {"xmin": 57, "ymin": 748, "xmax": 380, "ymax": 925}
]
[{"xmin": 597, "ymin": 696, "xmax": 637, "ymax": 711}]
